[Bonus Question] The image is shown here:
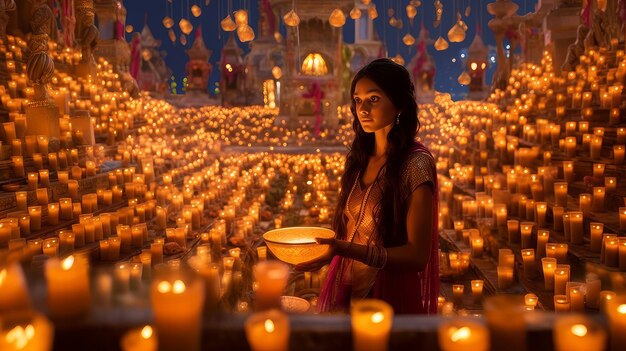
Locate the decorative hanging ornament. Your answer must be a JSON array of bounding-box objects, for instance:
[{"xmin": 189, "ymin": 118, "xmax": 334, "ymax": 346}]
[
  {"xmin": 237, "ymin": 24, "xmax": 255, "ymax": 42},
  {"xmin": 329, "ymin": 8, "xmax": 346, "ymax": 27},
  {"xmin": 448, "ymin": 23, "xmax": 466, "ymax": 42},
  {"xmin": 180, "ymin": 34, "xmax": 187, "ymax": 45},
  {"xmin": 368, "ymin": 4, "xmax": 378, "ymax": 20},
  {"xmin": 272, "ymin": 66, "xmax": 282, "ymax": 80},
  {"xmin": 413, "ymin": 0, "xmax": 422, "ymax": 7},
  {"xmin": 350, "ymin": 7, "xmax": 362, "ymax": 19},
  {"xmin": 274, "ymin": 31, "xmax": 283, "ymax": 43},
  {"xmin": 402, "ymin": 33, "xmax": 415, "ymax": 46},
  {"xmin": 396, "ymin": 19, "xmax": 403, "ymax": 29},
  {"xmin": 406, "ymin": 5, "xmax": 417, "ymax": 21},
  {"xmin": 387, "ymin": 7, "xmax": 394, "ymax": 17},
  {"xmin": 168, "ymin": 29, "xmax": 176, "ymax": 43},
  {"xmin": 125, "ymin": 25, "xmax": 133, "ymax": 33},
  {"xmin": 360, "ymin": 0, "xmax": 371, "ymax": 5},
  {"xmin": 389, "ymin": 17, "xmax": 398, "ymax": 27},
  {"xmin": 459, "ymin": 20, "xmax": 468, "ymax": 31},
  {"xmin": 191, "ymin": 4, "xmax": 202, "ymax": 17},
  {"xmin": 283, "ymin": 9, "xmax": 300, "ymax": 27},
  {"xmin": 465, "ymin": 6, "xmax": 471, "ymax": 17},
  {"xmin": 162, "ymin": 16, "xmax": 174, "ymax": 29},
  {"xmin": 179, "ymin": 18, "xmax": 193, "ymax": 35},
  {"xmin": 391, "ymin": 54, "xmax": 405, "ymax": 66},
  {"xmin": 434, "ymin": 36, "xmax": 449, "ymax": 51},
  {"xmin": 220, "ymin": 15, "xmax": 237, "ymax": 31},
  {"xmin": 234, "ymin": 9, "xmax": 249, "ymax": 25},
  {"xmin": 458, "ymin": 71, "xmax": 471, "ymax": 85}
]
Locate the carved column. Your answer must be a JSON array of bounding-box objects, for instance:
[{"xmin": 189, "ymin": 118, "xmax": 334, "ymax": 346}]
[
  {"xmin": 25, "ymin": 2, "xmax": 60, "ymax": 138},
  {"xmin": 487, "ymin": 0, "xmax": 520, "ymax": 91},
  {"xmin": 74, "ymin": 0, "xmax": 98, "ymax": 77}
]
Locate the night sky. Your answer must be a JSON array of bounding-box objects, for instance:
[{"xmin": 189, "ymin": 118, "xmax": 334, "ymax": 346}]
[{"xmin": 124, "ymin": 0, "xmax": 536, "ymax": 100}]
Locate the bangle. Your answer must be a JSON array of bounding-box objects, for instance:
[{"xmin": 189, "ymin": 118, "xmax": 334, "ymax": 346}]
[{"xmin": 364, "ymin": 245, "xmax": 387, "ymax": 268}]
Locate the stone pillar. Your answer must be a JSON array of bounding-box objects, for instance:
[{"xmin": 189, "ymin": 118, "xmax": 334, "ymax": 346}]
[
  {"xmin": 75, "ymin": 0, "xmax": 98, "ymax": 77},
  {"xmin": 26, "ymin": 2, "xmax": 61, "ymax": 138},
  {"xmin": 544, "ymin": 4, "xmax": 580, "ymax": 74}
]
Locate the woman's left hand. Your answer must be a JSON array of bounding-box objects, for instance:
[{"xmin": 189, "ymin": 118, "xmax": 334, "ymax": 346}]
[{"xmin": 294, "ymin": 237, "xmax": 336, "ymax": 272}]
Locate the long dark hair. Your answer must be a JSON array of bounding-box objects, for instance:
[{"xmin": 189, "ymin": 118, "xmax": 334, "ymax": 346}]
[{"xmin": 333, "ymin": 58, "xmax": 421, "ymax": 247}]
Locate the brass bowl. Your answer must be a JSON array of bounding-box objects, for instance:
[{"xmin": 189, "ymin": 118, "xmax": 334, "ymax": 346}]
[
  {"xmin": 262, "ymin": 227, "xmax": 335, "ymax": 265},
  {"xmin": 281, "ymin": 295, "xmax": 311, "ymax": 313}
]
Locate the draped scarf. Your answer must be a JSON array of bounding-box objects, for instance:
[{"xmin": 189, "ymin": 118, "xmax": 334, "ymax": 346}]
[{"xmin": 318, "ymin": 141, "xmax": 439, "ymax": 314}]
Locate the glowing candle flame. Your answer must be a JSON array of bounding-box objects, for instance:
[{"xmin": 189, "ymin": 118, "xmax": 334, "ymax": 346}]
[
  {"xmin": 264, "ymin": 319, "xmax": 275, "ymax": 333},
  {"xmin": 157, "ymin": 281, "xmax": 171, "ymax": 293},
  {"xmin": 450, "ymin": 326, "xmax": 471, "ymax": 342},
  {"xmin": 172, "ymin": 280, "xmax": 186, "ymax": 294},
  {"xmin": 61, "ymin": 256, "xmax": 74, "ymax": 270},
  {"xmin": 570, "ymin": 324, "xmax": 587, "ymax": 337},
  {"xmin": 371, "ymin": 312, "xmax": 384, "ymax": 324},
  {"xmin": 141, "ymin": 325, "xmax": 153, "ymax": 339}
]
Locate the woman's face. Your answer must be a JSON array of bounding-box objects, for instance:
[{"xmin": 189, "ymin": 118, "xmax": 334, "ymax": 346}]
[{"xmin": 353, "ymin": 77, "xmax": 398, "ymax": 133}]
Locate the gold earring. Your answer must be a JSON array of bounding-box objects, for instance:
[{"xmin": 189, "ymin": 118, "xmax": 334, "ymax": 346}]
[{"xmin": 396, "ymin": 113, "xmax": 400, "ymax": 125}]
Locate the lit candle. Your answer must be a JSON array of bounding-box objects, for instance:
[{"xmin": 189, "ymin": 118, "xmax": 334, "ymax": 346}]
[
  {"xmin": 254, "ymin": 260, "xmax": 289, "ymax": 311},
  {"xmin": 593, "ymin": 163, "xmax": 605, "ymax": 178},
  {"xmin": 151, "ymin": 279, "xmax": 204, "ymax": 351},
  {"xmin": 452, "ymin": 284, "xmax": 464, "ymax": 304},
  {"xmin": 68, "ymin": 180, "xmax": 79, "ymax": 200},
  {"xmin": 497, "ymin": 266, "xmax": 514, "ymax": 289},
  {"xmin": 27, "ymin": 172, "xmax": 38, "ymax": 190},
  {"xmin": 42, "ymin": 237, "xmax": 59, "ymax": 257},
  {"xmin": 569, "ymin": 212, "xmax": 584, "ymax": 244},
  {"xmin": 554, "ymin": 295, "xmax": 570, "ymax": 313},
  {"xmin": 0, "ymin": 312, "xmax": 54, "ymax": 351},
  {"xmin": 537, "ymin": 230, "xmax": 549, "ymax": 258},
  {"xmin": 607, "ymin": 296, "xmax": 626, "ymax": 350},
  {"xmin": 151, "ymin": 242, "xmax": 164, "ymax": 266},
  {"xmin": 471, "ymin": 236, "xmax": 484, "ymax": 258},
  {"xmin": 520, "ymin": 222, "xmax": 533, "ymax": 249},
  {"xmin": 32, "ymin": 153, "xmax": 43, "ymax": 170},
  {"xmin": 471, "ymin": 280, "xmax": 484, "ymax": 304},
  {"xmin": 554, "ymin": 315, "xmax": 606, "ymax": 351},
  {"xmin": 620, "ymin": 207, "xmax": 626, "ymax": 230},
  {"xmin": 15, "ymin": 191, "xmax": 27, "ymax": 211},
  {"xmin": 120, "ymin": 325, "xmax": 158, "ymax": 351},
  {"xmin": 605, "ymin": 238, "xmax": 619, "ymax": 267},
  {"xmin": 605, "ymin": 177, "xmax": 617, "ymax": 192},
  {"xmin": 0, "ymin": 263, "xmax": 32, "ymax": 313},
  {"xmin": 524, "ymin": 293, "xmax": 538, "ymax": 309},
  {"xmin": 536, "ymin": 202, "xmax": 547, "ymax": 227},
  {"xmin": 351, "ymin": 299, "xmax": 393, "ymax": 351},
  {"xmin": 565, "ymin": 137, "xmax": 577, "ymax": 157},
  {"xmin": 579, "ymin": 194, "xmax": 591, "ymax": 216},
  {"xmin": 554, "ymin": 182, "xmax": 568, "ymax": 207},
  {"xmin": 542, "ymin": 257, "xmax": 557, "ymax": 291},
  {"xmin": 438, "ymin": 319, "xmax": 489, "ymax": 351},
  {"xmin": 521, "ymin": 249, "xmax": 537, "ymax": 279},
  {"xmin": 554, "ymin": 264, "xmax": 570, "ymax": 295},
  {"xmin": 58, "ymin": 230, "xmax": 75, "ymax": 254},
  {"xmin": 569, "ymin": 284, "xmax": 585, "ymax": 312},
  {"xmin": 59, "ymin": 198, "xmax": 73, "ymax": 220},
  {"xmin": 45, "ymin": 255, "xmax": 91, "ymax": 318},
  {"xmin": 614, "ymin": 145, "xmax": 625, "ymax": 164},
  {"xmin": 507, "ymin": 220, "xmax": 520, "ymax": 244},
  {"xmin": 245, "ymin": 309, "xmax": 290, "ymax": 351},
  {"xmin": 453, "ymin": 220, "xmax": 464, "ymax": 241},
  {"xmin": 109, "ymin": 237, "xmax": 121, "ymax": 260},
  {"xmin": 39, "ymin": 169, "xmax": 49, "ymax": 188},
  {"xmin": 484, "ymin": 295, "xmax": 526, "ymax": 351}
]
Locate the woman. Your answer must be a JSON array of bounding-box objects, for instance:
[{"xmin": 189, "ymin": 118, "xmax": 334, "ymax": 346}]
[{"xmin": 295, "ymin": 58, "xmax": 439, "ymax": 314}]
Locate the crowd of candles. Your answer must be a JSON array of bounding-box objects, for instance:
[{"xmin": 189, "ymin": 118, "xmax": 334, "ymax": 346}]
[{"xmin": 1, "ymin": 12, "xmax": 626, "ymax": 348}]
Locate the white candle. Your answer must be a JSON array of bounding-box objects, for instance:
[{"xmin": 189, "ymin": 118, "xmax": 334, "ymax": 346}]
[
  {"xmin": 554, "ymin": 315, "xmax": 606, "ymax": 351},
  {"xmin": 120, "ymin": 325, "xmax": 158, "ymax": 351},
  {"xmin": 151, "ymin": 279, "xmax": 204, "ymax": 351},
  {"xmin": 45, "ymin": 255, "xmax": 91, "ymax": 318},
  {"xmin": 351, "ymin": 299, "xmax": 393, "ymax": 351},
  {"xmin": 542, "ymin": 257, "xmax": 557, "ymax": 291},
  {"xmin": 0, "ymin": 263, "xmax": 32, "ymax": 313},
  {"xmin": 254, "ymin": 260, "xmax": 289, "ymax": 311},
  {"xmin": 245, "ymin": 309, "xmax": 290, "ymax": 351},
  {"xmin": 607, "ymin": 296, "xmax": 626, "ymax": 351},
  {"xmin": 438, "ymin": 319, "xmax": 489, "ymax": 351}
]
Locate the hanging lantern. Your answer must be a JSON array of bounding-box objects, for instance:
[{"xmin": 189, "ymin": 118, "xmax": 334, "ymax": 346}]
[
  {"xmin": 458, "ymin": 71, "xmax": 471, "ymax": 85},
  {"xmin": 237, "ymin": 24, "xmax": 255, "ymax": 42},
  {"xmin": 274, "ymin": 31, "xmax": 283, "ymax": 43},
  {"xmin": 234, "ymin": 9, "xmax": 249, "ymax": 25},
  {"xmin": 361, "ymin": 0, "xmax": 371, "ymax": 5},
  {"xmin": 141, "ymin": 48, "xmax": 152, "ymax": 61},
  {"xmin": 162, "ymin": 16, "xmax": 174, "ymax": 29},
  {"xmin": 221, "ymin": 15, "xmax": 237, "ymax": 31},
  {"xmin": 387, "ymin": 8, "xmax": 394, "ymax": 17},
  {"xmin": 272, "ymin": 66, "xmax": 282, "ymax": 80},
  {"xmin": 368, "ymin": 5, "xmax": 378, "ymax": 20},
  {"xmin": 391, "ymin": 54, "xmax": 405, "ymax": 66},
  {"xmin": 402, "ymin": 33, "xmax": 415, "ymax": 46},
  {"xmin": 396, "ymin": 19, "xmax": 403, "ymax": 29},
  {"xmin": 448, "ymin": 23, "xmax": 465, "ymax": 42},
  {"xmin": 389, "ymin": 17, "xmax": 398, "ymax": 27},
  {"xmin": 465, "ymin": 6, "xmax": 471, "ymax": 17},
  {"xmin": 413, "ymin": 0, "xmax": 422, "ymax": 7},
  {"xmin": 179, "ymin": 18, "xmax": 193, "ymax": 35},
  {"xmin": 168, "ymin": 29, "xmax": 176, "ymax": 43},
  {"xmin": 125, "ymin": 24, "xmax": 133, "ymax": 33},
  {"xmin": 329, "ymin": 9, "xmax": 346, "ymax": 28},
  {"xmin": 180, "ymin": 34, "xmax": 187, "ymax": 45},
  {"xmin": 406, "ymin": 5, "xmax": 417, "ymax": 21},
  {"xmin": 459, "ymin": 20, "xmax": 468, "ymax": 31},
  {"xmin": 350, "ymin": 7, "xmax": 362, "ymax": 19},
  {"xmin": 283, "ymin": 9, "xmax": 300, "ymax": 27},
  {"xmin": 434, "ymin": 36, "xmax": 449, "ymax": 51},
  {"xmin": 191, "ymin": 5, "xmax": 202, "ymax": 17}
]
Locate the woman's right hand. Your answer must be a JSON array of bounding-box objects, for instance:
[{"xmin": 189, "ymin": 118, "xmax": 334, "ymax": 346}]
[{"xmin": 294, "ymin": 237, "xmax": 336, "ymax": 272}]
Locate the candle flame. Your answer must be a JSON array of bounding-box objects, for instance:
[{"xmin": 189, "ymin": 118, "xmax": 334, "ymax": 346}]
[
  {"xmin": 570, "ymin": 324, "xmax": 587, "ymax": 337},
  {"xmin": 618, "ymin": 304, "xmax": 626, "ymax": 314},
  {"xmin": 6, "ymin": 324, "xmax": 34, "ymax": 349},
  {"xmin": 172, "ymin": 280, "xmax": 186, "ymax": 294},
  {"xmin": 157, "ymin": 281, "xmax": 171, "ymax": 293},
  {"xmin": 449, "ymin": 326, "xmax": 471, "ymax": 342},
  {"xmin": 370, "ymin": 312, "xmax": 384, "ymax": 324},
  {"xmin": 264, "ymin": 319, "xmax": 275, "ymax": 333},
  {"xmin": 141, "ymin": 326, "xmax": 153, "ymax": 339},
  {"xmin": 61, "ymin": 256, "xmax": 74, "ymax": 270}
]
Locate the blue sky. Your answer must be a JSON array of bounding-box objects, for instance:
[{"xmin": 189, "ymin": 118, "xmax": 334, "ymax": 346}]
[{"xmin": 124, "ymin": 0, "xmax": 536, "ymax": 100}]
